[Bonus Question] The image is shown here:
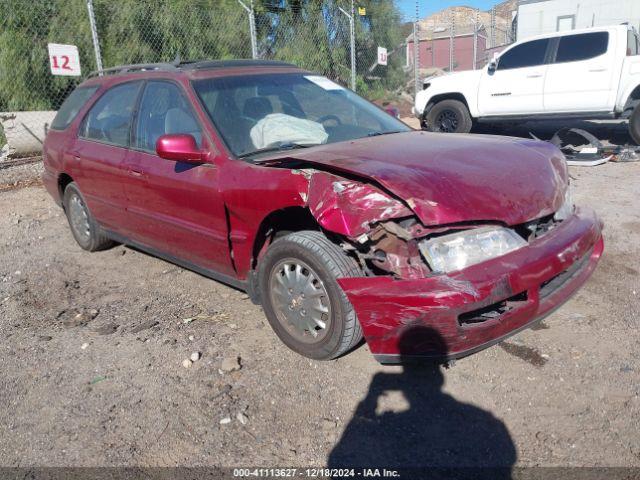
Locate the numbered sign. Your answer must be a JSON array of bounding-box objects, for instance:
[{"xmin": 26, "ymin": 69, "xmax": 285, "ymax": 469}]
[
  {"xmin": 48, "ymin": 43, "xmax": 81, "ymax": 76},
  {"xmin": 377, "ymin": 47, "xmax": 388, "ymax": 66}
]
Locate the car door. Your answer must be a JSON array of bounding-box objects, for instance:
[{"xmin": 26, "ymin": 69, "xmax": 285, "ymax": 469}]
[
  {"xmin": 543, "ymin": 31, "xmax": 617, "ymax": 113},
  {"xmin": 123, "ymin": 80, "xmax": 234, "ymax": 276},
  {"xmin": 477, "ymin": 38, "xmax": 551, "ymax": 116},
  {"xmin": 73, "ymin": 81, "xmax": 143, "ymax": 232}
]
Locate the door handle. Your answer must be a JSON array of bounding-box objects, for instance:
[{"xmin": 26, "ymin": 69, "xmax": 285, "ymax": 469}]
[
  {"xmin": 526, "ymin": 74, "xmax": 542, "ymax": 78},
  {"xmin": 128, "ymin": 168, "xmax": 144, "ymax": 177},
  {"xmin": 588, "ymin": 68, "xmax": 606, "ymax": 72}
]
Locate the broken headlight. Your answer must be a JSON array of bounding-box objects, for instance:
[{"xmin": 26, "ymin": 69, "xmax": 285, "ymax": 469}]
[
  {"xmin": 419, "ymin": 226, "xmax": 527, "ymax": 273},
  {"xmin": 554, "ymin": 185, "xmax": 574, "ymax": 221}
]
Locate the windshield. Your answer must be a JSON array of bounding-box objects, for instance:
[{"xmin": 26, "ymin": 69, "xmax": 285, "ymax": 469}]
[{"xmin": 192, "ymin": 73, "xmax": 410, "ymax": 158}]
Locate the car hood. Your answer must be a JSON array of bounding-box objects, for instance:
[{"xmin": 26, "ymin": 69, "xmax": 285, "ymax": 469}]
[{"xmin": 275, "ymin": 131, "xmax": 568, "ymax": 227}]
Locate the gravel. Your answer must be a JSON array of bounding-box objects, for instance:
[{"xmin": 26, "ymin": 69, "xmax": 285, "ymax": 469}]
[{"xmin": 0, "ymin": 146, "xmax": 638, "ymax": 468}]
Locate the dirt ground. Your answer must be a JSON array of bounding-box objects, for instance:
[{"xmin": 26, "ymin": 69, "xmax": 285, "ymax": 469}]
[{"xmin": 0, "ymin": 124, "xmax": 639, "ymax": 470}]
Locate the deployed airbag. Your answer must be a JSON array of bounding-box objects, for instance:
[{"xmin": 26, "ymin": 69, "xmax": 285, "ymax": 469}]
[{"xmin": 250, "ymin": 113, "xmax": 328, "ymax": 149}]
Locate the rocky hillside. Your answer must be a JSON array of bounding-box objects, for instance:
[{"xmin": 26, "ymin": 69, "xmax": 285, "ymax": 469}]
[{"xmin": 417, "ymin": 0, "xmax": 517, "ymax": 46}]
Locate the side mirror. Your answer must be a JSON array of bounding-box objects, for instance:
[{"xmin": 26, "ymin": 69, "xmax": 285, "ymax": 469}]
[
  {"xmin": 487, "ymin": 61, "xmax": 497, "ymax": 74},
  {"xmin": 156, "ymin": 134, "xmax": 205, "ymax": 164}
]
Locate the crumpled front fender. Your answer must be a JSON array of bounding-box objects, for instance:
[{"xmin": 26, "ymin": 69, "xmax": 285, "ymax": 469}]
[{"xmin": 305, "ymin": 171, "xmax": 412, "ymax": 239}]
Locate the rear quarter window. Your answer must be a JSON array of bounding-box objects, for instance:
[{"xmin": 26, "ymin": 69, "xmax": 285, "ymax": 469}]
[
  {"xmin": 50, "ymin": 86, "xmax": 99, "ymax": 130},
  {"xmin": 628, "ymin": 30, "xmax": 640, "ymax": 56}
]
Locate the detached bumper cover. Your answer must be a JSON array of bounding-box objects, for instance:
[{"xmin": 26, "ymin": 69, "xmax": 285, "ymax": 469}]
[{"xmin": 337, "ymin": 207, "xmax": 603, "ymax": 363}]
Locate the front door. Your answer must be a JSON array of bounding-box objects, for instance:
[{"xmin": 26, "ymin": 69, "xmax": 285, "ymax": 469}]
[
  {"xmin": 123, "ymin": 80, "xmax": 234, "ymax": 276},
  {"xmin": 478, "ymin": 38, "xmax": 551, "ymax": 116}
]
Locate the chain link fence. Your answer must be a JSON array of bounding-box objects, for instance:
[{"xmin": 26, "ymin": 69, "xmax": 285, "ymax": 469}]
[
  {"xmin": 407, "ymin": 9, "xmax": 515, "ymax": 80},
  {"xmin": 0, "ymin": 0, "xmax": 414, "ymax": 157}
]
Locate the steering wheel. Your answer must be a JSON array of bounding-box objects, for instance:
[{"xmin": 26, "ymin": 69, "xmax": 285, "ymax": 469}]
[{"xmin": 317, "ymin": 114, "xmax": 342, "ymax": 127}]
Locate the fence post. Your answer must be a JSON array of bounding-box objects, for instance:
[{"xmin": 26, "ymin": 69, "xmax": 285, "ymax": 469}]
[
  {"xmin": 86, "ymin": 0, "xmax": 103, "ymax": 73},
  {"xmin": 472, "ymin": 9, "xmax": 478, "ymax": 70},
  {"xmin": 338, "ymin": 4, "xmax": 356, "ymax": 91},
  {"xmin": 413, "ymin": 20, "xmax": 419, "ymax": 96},
  {"xmin": 238, "ymin": 0, "xmax": 258, "ymax": 59},
  {"xmin": 490, "ymin": 6, "xmax": 496, "ymax": 48},
  {"xmin": 349, "ymin": 0, "xmax": 356, "ymax": 91},
  {"xmin": 449, "ymin": 11, "xmax": 454, "ymax": 72}
]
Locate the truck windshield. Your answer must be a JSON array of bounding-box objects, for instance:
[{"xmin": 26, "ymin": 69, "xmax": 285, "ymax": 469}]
[{"xmin": 192, "ymin": 73, "xmax": 410, "ymax": 158}]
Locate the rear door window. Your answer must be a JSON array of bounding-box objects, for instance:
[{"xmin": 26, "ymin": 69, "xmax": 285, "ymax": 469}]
[
  {"xmin": 497, "ymin": 39, "xmax": 550, "ymax": 70},
  {"xmin": 50, "ymin": 86, "xmax": 98, "ymax": 130},
  {"xmin": 79, "ymin": 81, "xmax": 142, "ymax": 147},
  {"xmin": 134, "ymin": 81, "xmax": 202, "ymax": 152},
  {"xmin": 555, "ymin": 32, "xmax": 609, "ymax": 63}
]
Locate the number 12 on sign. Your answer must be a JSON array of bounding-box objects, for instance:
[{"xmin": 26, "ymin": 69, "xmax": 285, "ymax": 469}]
[{"xmin": 48, "ymin": 43, "xmax": 82, "ymax": 76}]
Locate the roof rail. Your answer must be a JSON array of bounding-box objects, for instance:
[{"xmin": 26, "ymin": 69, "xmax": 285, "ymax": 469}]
[
  {"xmin": 182, "ymin": 59, "xmax": 297, "ymax": 70},
  {"xmin": 85, "ymin": 59, "xmax": 298, "ymax": 79},
  {"xmin": 86, "ymin": 62, "xmax": 179, "ymax": 79}
]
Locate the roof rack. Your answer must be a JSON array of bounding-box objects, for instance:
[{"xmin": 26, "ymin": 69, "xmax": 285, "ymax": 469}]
[
  {"xmin": 86, "ymin": 59, "xmax": 297, "ymax": 79},
  {"xmin": 86, "ymin": 62, "xmax": 179, "ymax": 79}
]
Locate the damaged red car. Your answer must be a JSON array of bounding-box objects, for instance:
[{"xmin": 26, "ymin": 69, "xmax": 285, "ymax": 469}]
[{"xmin": 43, "ymin": 60, "xmax": 604, "ymax": 362}]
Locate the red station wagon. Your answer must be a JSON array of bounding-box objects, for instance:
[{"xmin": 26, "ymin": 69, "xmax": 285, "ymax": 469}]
[{"xmin": 43, "ymin": 60, "xmax": 604, "ymax": 362}]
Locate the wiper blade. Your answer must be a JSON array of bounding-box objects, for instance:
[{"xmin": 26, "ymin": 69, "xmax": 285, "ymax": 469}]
[
  {"xmin": 238, "ymin": 142, "xmax": 316, "ymax": 158},
  {"xmin": 367, "ymin": 130, "xmax": 404, "ymax": 137}
]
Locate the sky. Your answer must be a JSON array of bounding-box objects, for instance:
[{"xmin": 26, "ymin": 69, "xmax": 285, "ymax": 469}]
[{"xmin": 395, "ymin": 0, "xmax": 498, "ymax": 21}]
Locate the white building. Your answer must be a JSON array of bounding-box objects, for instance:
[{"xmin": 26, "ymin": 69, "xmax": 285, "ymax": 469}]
[{"xmin": 517, "ymin": 0, "xmax": 640, "ymax": 40}]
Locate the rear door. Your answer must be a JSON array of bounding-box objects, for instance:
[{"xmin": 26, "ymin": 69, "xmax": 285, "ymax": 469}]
[
  {"xmin": 478, "ymin": 38, "xmax": 551, "ymax": 115},
  {"xmin": 123, "ymin": 80, "xmax": 234, "ymax": 276},
  {"xmin": 543, "ymin": 31, "xmax": 617, "ymax": 112},
  {"xmin": 73, "ymin": 81, "xmax": 142, "ymax": 232}
]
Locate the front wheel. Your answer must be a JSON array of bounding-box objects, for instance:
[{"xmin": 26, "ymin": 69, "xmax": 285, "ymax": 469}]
[
  {"xmin": 425, "ymin": 99, "xmax": 473, "ymax": 134},
  {"xmin": 258, "ymin": 231, "xmax": 363, "ymax": 360},
  {"xmin": 629, "ymin": 103, "xmax": 640, "ymax": 145}
]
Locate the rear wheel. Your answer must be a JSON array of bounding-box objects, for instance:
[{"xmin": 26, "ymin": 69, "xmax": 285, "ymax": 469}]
[
  {"xmin": 258, "ymin": 231, "xmax": 362, "ymax": 360},
  {"xmin": 63, "ymin": 182, "xmax": 114, "ymax": 251},
  {"xmin": 425, "ymin": 99, "xmax": 473, "ymax": 134},
  {"xmin": 629, "ymin": 103, "xmax": 640, "ymax": 145}
]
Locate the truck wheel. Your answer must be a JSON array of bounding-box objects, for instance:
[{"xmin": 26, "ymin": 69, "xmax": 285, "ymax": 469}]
[
  {"xmin": 63, "ymin": 182, "xmax": 114, "ymax": 251},
  {"xmin": 426, "ymin": 99, "xmax": 472, "ymax": 134},
  {"xmin": 629, "ymin": 103, "xmax": 640, "ymax": 145},
  {"xmin": 258, "ymin": 231, "xmax": 363, "ymax": 360}
]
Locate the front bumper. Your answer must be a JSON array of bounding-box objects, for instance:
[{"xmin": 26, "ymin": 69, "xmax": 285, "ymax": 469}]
[{"xmin": 337, "ymin": 207, "xmax": 603, "ymax": 363}]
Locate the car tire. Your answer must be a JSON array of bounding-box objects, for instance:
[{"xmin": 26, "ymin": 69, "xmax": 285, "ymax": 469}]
[
  {"xmin": 63, "ymin": 182, "xmax": 114, "ymax": 252},
  {"xmin": 258, "ymin": 230, "xmax": 363, "ymax": 360},
  {"xmin": 425, "ymin": 99, "xmax": 473, "ymax": 134},
  {"xmin": 629, "ymin": 103, "xmax": 640, "ymax": 145}
]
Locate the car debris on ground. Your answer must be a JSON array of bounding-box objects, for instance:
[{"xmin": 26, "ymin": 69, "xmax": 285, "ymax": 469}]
[{"xmin": 537, "ymin": 127, "xmax": 640, "ymax": 166}]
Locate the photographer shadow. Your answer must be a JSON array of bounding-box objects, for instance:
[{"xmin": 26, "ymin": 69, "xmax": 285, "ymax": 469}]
[{"xmin": 328, "ymin": 326, "xmax": 516, "ymax": 478}]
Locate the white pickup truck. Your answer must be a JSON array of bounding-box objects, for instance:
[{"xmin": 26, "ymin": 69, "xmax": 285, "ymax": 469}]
[{"xmin": 414, "ymin": 25, "xmax": 640, "ymax": 144}]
